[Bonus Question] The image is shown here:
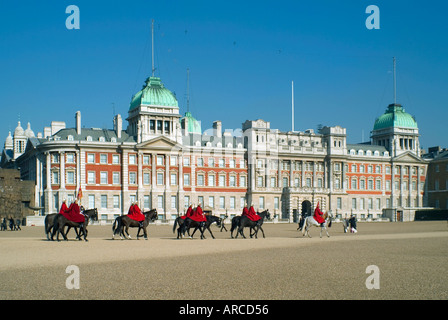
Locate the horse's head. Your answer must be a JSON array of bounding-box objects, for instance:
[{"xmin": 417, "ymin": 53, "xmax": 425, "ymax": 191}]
[{"xmin": 144, "ymin": 208, "xmax": 158, "ymax": 222}]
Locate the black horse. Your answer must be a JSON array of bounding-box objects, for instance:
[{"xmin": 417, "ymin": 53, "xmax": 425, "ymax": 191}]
[
  {"xmin": 234, "ymin": 210, "xmax": 271, "ymax": 239},
  {"xmin": 112, "ymin": 209, "xmax": 158, "ymax": 240},
  {"xmin": 45, "ymin": 213, "xmax": 83, "ymax": 240},
  {"xmin": 172, "ymin": 215, "xmax": 192, "ymax": 239},
  {"xmin": 178, "ymin": 215, "xmax": 222, "ymax": 239},
  {"xmin": 51, "ymin": 208, "xmax": 98, "ymax": 241}
]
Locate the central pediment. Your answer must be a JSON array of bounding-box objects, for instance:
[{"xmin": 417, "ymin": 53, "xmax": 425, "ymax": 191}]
[
  {"xmin": 136, "ymin": 135, "xmax": 182, "ymax": 151},
  {"xmin": 392, "ymin": 151, "xmax": 427, "ymax": 164}
]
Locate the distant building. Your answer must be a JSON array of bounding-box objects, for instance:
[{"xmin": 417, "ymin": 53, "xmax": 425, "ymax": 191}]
[
  {"xmin": 423, "ymin": 146, "xmax": 448, "ymax": 209},
  {"xmin": 0, "ymin": 168, "xmax": 35, "ymax": 220},
  {"xmin": 1, "ymin": 75, "xmax": 429, "ymax": 222}
]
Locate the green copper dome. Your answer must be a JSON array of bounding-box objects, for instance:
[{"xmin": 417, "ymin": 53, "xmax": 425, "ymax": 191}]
[
  {"xmin": 373, "ymin": 104, "xmax": 418, "ymax": 131},
  {"xmin": 129, "ymin": 76, "xmax": 178, "ymax": 111},
  {"xmin": 180, "ymin": 111, "xmax": 202, "ymax": 134}
]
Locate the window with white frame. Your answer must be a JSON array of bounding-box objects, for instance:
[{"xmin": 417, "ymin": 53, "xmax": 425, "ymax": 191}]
[
  {"xmin": 100, "ymin": 172, "xmax": 108, "ymax": 184},
  {"xmin": 113, "ymin": 172, "xmax": 120, "ymax": 184},
  {"xmin": 87, "ymin": 171, "xmax": 95, "ymax": 184},
  {"xmin": 113, "ymin": 195, "xmax": 120, "ymax": 209},
  {"xmin": 100, "ymin": 154, "xmax": 107, "ymax": 164},
  {"xmin": 197, "ymin": 158, "xmax": 204, "ymax": 167},
  {"xmin": 112, "ymin": 154, "xmax": 120, "ymax": 164},
  {"xmin": 197, "ymin": 174, "xmax": 204, "ymax": 186},
  {"xmin": 143, "ymin": 172, "xmax": 150, "ymax": 185},
  {"xmin": 230, "ymin": 196, "xmax": 236, "ymax": 209},
  {"xmin": 208, "ymin": 174, "xmax": 215, "ymax": 186},
  {"xmin": 170, "ymin": 156, "xmax": 177, "ymax": 166},
  {"xmin": 208, "ymin": 158, "xmax": 215, "ymax": 167},
  {"xmin": 157, "ymin": 155, "xmax": 164, "ymax": 166},
  {"xmin": 183, "ymin": 156, "xmax": 190, "ymax": 166},
  {"xmin": 229, "ymin": 175, "xmax": 236, "ymax": 187},
  {"xmin": 240, "ymin": 175, "xmax": 247, "ymax": 187},
  {"xmin": 183, "ymin": 173, "xmax": 190, "ymax": 186},
  {"xmin": 219, "ymin": 159, "xmax": 225, "ymax": 168},
  {"xmin": 274, "ymin": 197, "xmax": 279, "ymax": 209},
  {"xmin": 219, "ymin": 175, "xmax": 226, "ymax": 187},
  {"xmin": 66, "ymin": 171, "xmax": 75, "ymax": 184},
  {"xmin": 157, "ymin": 173, "xmax": 164, "ymax": 185},
  {"xmin": 259, "ymin": 196, "xmax": 265, "ymax": 209},
  {"xmin": 143, "ymin": 195, "xmax": 150, "ymax": 209},
  {"xmin": 219, "ymin": 196, "xmax": 225, "ymax": 209},
  {"xmin": 66, "ymin": 153, "xmax": 75, "ymax": 163},
  {"xmin": 129, "ymin": 172, "xmax": 137, "ymax": 185},
  {"xmin": 88, "ymin": 195, "xmax": 95, "ymax": 209},
  {"xmin": 208, "ymin": 196, "xmax": 214, "ymax": 208},
  {"xmin": 129, "ymin": 154, "xmax": 136, "ymax": 165},
  {"xmin": 143, "ymin": 155, "xmax": 150, "ymax": 165},
  {"xmin": 170, "ymin": 173, "xmax": 177, "ymax": 185},
  {"xmin": 157, "ymin": 195, "xmax": 164, "ymax": 209},
  {"xmin": 52, "ymin": 171, "xmax": 59, "ymax": 184},
  {"xmin": 171, "ymin": 195, "xmax": 177, "ymax": 209},
  {"xmin": 101, "ymin": 195, "xmax": 107, "ymax": 208}
]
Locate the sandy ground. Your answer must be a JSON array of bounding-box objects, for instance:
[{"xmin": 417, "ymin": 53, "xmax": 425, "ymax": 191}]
[{"xmin": 0, "ymin": 220, "xmax": 447, "ymax": 301}]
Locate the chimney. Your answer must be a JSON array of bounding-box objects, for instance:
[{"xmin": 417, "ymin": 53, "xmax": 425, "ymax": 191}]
[
  {"xmin": 114, "ymin": 114, "xmax": 122, "ymax": 139},
  {"xmin": 75, "ymin": 111, "xmax": 81, "ymax": 135},
  {"xmin": 213, "ymin": 121, "xmax": 222, "ymax": 138}
]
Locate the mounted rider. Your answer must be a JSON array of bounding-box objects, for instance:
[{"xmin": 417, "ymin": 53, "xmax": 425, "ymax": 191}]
[
  {"xmin": 190, "ymin": 203, "xmax": 207, "ymax": 223},
  {"xmin": 313, "ymin": 202, "xmax": 325, "ymax": 227},
  {"xmin": 242, "ymin": 202, "xmax": 262, "ymax": 222},
  {"xmin": 62, "ymin": 199, "xmax": 85, "ymax": 223},
  {"xmin": 180, "ymin": 203, "xmax": 194, "ymax": 220},
  {"xmin": 59, "ymin": 199, "xmax": 69, "ymax": 215},
  {"xmin": 127, "ymin": 201, "xmax": 145, "ymax": 228}
]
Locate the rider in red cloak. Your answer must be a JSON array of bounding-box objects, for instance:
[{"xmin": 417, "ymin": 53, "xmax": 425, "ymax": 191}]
[
  {"xmin": 59, "ymin": 200, "xmax": 69, "ymax": 215},
  {"xmin": 243, "ymin": 203, "xmax": 261, "ymax": 222},
  {"xmin": 63, "ymin": 200, "xmax": 85, "ymax": 223},
  {"xmin": 313, "ymin": 202, "xmax": 325, "ymax": 226},
  {"xmin": 181, "ymin": 204, "xmax": 193, "ymax": 220},
  {"xmin": 127, "ymin": 202, "xmax": 145, "ymax": 227},
  {"xmin": 190, "ymin": 203, "xmax": 207, "ymax": 222}
]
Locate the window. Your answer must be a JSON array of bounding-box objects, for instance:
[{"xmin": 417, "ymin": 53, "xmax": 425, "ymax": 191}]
[
  {"xmin": 335, "ymin": 178, "xmax": 340, "ymax": 189},
  {"xmin": 368, "ymin": 165, "xmax": 373, "ymax": 173},
  {"xmin": 183, "ymin": 157, "xmax": 190, "ymax": 166},
  {"xmin": 317, "ymin": 178, "xmax": 323, "ymax": 188},
  {"xmin": 257, "ymin": 160, "xmax": 263, "ymax": 169},
  {"xmin": 219, "ymin": 159, "xmax": 225, "ymax": 168},
  {"xmin": 112, "ymin": 154, "xmax": 120, "ymax": 164},
  {"xmin": 208, "ymin": 158, "xmax": 215, "ymax": 167},
  {"xmin": 351, "ymin": 164, "xmax": 357, "ymax": 172},
  {"xmin": 66, "ymin": 171, "xmax": 75, "ymax": 184},
  {"xmin": 129, "ymin": 172, "xmax": 137, "ymax": 185},
  {"xmin": 87, "ymin": 154, "xmax": 95, "ymax": 163},
  {"xmin": 386, "ymin": 180, "xmax": 391, "ymax": 190},
  {"xmin": 219, "ymin": 175, "xmax": 226, "ymax": 187},
  {"xmin": 239, "ymin": 159, "xmax": 245, "ymax": 168},
  {"xmin": 89, "ymin": 195, "xmax": 95, "ymax": 209},
  {"xmin": 240, "ymin": 197, "xmax": 246, "ymax": 209},
  {"xmin": 130, "ymin": 195, "xmax": 136, "ymax": 204},
  {"xmin": 198, "ymin": 196, "xmax": 204, "ymax": 207},
  {"xmin": 143, "ymin": 172, "xmax": 150, "ymax": 185},
  {"xmin": 337, "ymin": 197, "xmax": 342, "ymax": 209},
  {"xmin": 66, "ymin": 153, "xmax": 75, "ymax": 163},
  {"xmin": 229, "ymin": 159, "xmax": 236, "ymax": 168},
  {"xmin": 113, "ymin": 172, "xmax": 120, "ymax": 185},
  {"xmin": 157, "ymin": 195, "xmax": 164, "ymax": 209},
  {"xmin": 88, "ymin": 171, "xmax": 95, "ymax": 184},
  {"xmin": 230, "ymin": 196, "xmax": 236, "ymax": 209},
  {"xmin": 157, "ymin": 173, "xmax": 164, "ymax": 185},
  {"xmin": 208, "ymin": 174, "xmax": 215, "ymax": 186},
  {"xmin": 101, "ymin": 195, "xmax": 108, "ymax": 209},
  {"xmin": 143, "ymin": 155, "xmax": 150, "ymax": 165},
  {"xmin": 352, "ymin": 198, "xmax": 357, "ymax": 209},
  {"xmin": 100, "ymin": 172, "xmax": 108, "ymax": 184},
  {"xmin": 351, "ymin": 179, "xmax": 357, "ymax": 190},
  {"xmin": 208, "ymin": 196, "xmax": 214, "ymax": 208},
  {"xmin": 183, "ymin": 173, "xmax": 190, "ymax": 186},
  {"xmin": 258, "ymin": 176, "xmax": 264, "ymax": 187},
  {"xmin": 359, "ymin": 165, "xmax": 365, "ymax": 173},
  {"xmin": 274, "ymin": 197, "xmax": 279, "ymax": 209},
  {"xmin": 52, "ymin": 171, "xmax": 59, "ymax": 184},
  {"xmin": 170, "ymin": 156, "xmax": 177, "ymax": 166},
  {"xmin": 229, "ymin": 175, "xmax": 236, "ymax": 187},
  {"xmin": 376, "ymin": 198, "xmax": 381, "ymax": 210},
  {"xmin": 282, "ymin": 177, "xmax": 288, "ymax": 187},
  {"xmin": 360, "ymin": 199, "xmax": 365, "ymax": 210},
  {"xmin": 184, "ymin": 196, "xmax": 190, "ymax": 208},
  {"xmin": 197, "ymin": 174, "xmax": 204, "ymax": 186},
  {"xmin": 368, "ymin": 180, "xmax": 373, "ymax": 190},
  {"xmin": 306, "ymin": 178, "xmax": 311, "ymax": 188},
  {"xmin": 113, "ymin": 195, "xmax": 120, "ymax": 209},
  {"xmin": 144, "ymin": 195, "xmax": 150, "ymax": 209},
  {"xmin": 376, "ymin": 165, "xmax": 381, "ymax": 173},
  {"xmin": 171, "ymin": 196, "xmax": 177, "ymax": 209},
  {"xmin": 271, "ymin": 177, "xmax": 276, "ymax": 188},
  {"xmin": 170, "ymin": 173, "xmax": 177, "ymax": 185},
  {"xmin": 129, "ymin": 154, "xmax": 136, "ymax": 165},
  {"xmin": 368, "ymin": 198, "xmax": 373, "ymax": 210},
  {"xmin": 295, "ymin": 178, "xmax": 300, "ymax": 187},
  {"xmin": 52, "ymin": 153, "xmax": 60, "ymax": 163},
  {"xmin": 197, "ymin": 158, "xmax": 204, "ymax": 167},
  {"xmin": 100, "ymin": 154, "xmax": 107, "ymax": 164},
  {"xmin": 219, "ymin": 196, "xmax": 225, "ymax": 209},
  {"xmin": 259, "ymin": 196, "xmax": 265, "ymax": 209},
  {"xmin": 157, "ymin": 155, "xmax": 164, "ymax": 166},
  {"xmin": 150, "ymin": 120, "xmax": 155, "ymax": 133},
  {"xmin": 240, "ymin": 176, "xmax": 247, "ymax": 187},
  {"xmin": 360, "ymin": 179, "xmax": 366, "ymax": 190}
]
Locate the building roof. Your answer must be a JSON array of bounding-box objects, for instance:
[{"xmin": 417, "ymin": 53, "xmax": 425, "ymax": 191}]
[
  {"xmin": 129, "ymin": 76, "xmax": 178, "ymax": 111},
  {"xmin": 51, "ymin": 128, "xmax": 136, "ymax": 143},
  {"xmin": 373, "ymin": 104, "xmax": 418, "ymax": 131},
  {"xmin": 180, "ymin": 111, "xmax": 202, "ymax": 134}
]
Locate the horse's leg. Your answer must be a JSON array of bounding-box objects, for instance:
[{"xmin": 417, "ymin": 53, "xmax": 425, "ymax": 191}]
[
  {"xmin": 259, "ymin": 226, "xmax": 266, "ymax": 238},
  {"xmin": 143, "ymin": 226, "xmax": 148, "ymax": 240},
  {"xmin": 207, "ymin": 226, "xmax": 215, "ymax": 239},
  {"xmin": 238, "ymin": 226, "xmax": 246, "ymax": 239}
]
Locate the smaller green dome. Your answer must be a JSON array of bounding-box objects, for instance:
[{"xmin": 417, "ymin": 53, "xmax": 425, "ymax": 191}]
[
  {"xmin": 129, "ymin": 76, "xmax": 178, "ymax": 111},
  {"xmin": 180, "ymin": 111, "xmax": 202, "ymax": 134},
  {"xmin": 373, "ymin": 104, "xmax": 418, "ymax": 131}
]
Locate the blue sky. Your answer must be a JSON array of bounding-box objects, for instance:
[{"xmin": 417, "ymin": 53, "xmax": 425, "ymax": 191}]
[{"xmin": 1, "ymin": 0, "xmax": 447, "ymax": 149}]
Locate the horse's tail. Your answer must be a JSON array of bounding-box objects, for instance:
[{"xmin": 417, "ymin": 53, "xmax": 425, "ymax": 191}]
[
  {"xmin": 328, "ymin": 219, "xmax": 332, "ymax": 228},
  {"xmin": 44, "ymin": 215, "xmax": 49, "ymax": 235},
  {"xmin": 112, "ymin": 217, "xmax": 117, "ymax": 232},
  {"xmin": 112, "ymin": 217, "xmax": 122, "ymax": 234},
  {"xmin": 172, "ymin": 218, "xmax": 178, "ymax": 233}
]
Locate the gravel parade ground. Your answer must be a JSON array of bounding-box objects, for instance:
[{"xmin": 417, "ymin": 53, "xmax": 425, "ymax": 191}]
[{"xmin": 0, "ymin": 220, "xmax": 447, "ymax": 301}]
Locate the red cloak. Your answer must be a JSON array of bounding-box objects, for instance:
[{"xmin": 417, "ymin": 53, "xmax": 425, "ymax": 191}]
[
  {"xmin": 313, "ymin": 204, "xmax": 325, "ymax": 224},
  {"xmin": 244, "ymin": 206, "xmax": 262, "ymax": 222},
  {"xmin": 181, "ymin": 206, "xmax": 193, "ymax": 220},
  {"xmin": 62, "ymin": 202, "xmax": 85, "ymax": 223},
  {"xmin": 59, "ymin": 203, "xmax": 69, "ymax": 214},
  {"xmin": 190, "ymin": 206, "xmax": 207, "ymax": 222},
  {"xmin": 128, "ymin": 204, "xmax": 145, "ymax": 222}
]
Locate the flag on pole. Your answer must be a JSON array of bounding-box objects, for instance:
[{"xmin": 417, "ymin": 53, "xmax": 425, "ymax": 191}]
[{"xmin": 77, "ymin": 187, "xmax": 83, "ymax": 201}]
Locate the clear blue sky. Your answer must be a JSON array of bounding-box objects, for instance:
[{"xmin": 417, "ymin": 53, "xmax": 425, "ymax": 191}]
[{"xmin": 1, "ymin": 0, "xmax": 447, "ymax": 150}]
